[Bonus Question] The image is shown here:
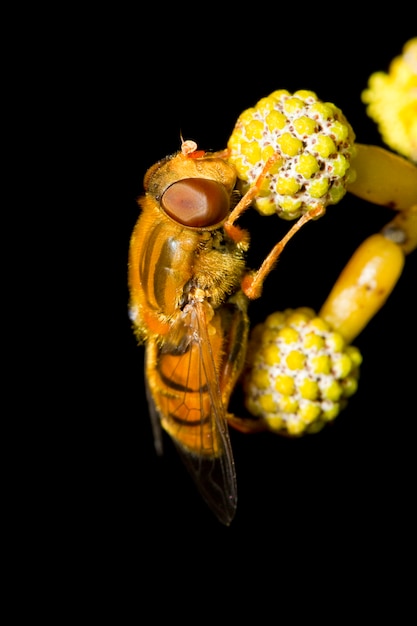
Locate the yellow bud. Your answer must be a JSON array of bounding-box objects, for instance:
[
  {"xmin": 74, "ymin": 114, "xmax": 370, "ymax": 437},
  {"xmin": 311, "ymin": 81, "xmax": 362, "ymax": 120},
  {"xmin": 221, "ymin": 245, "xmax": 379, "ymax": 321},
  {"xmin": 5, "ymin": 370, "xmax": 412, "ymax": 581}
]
[
  {"xmin": 238, "ymin": 109, "xmax": 256, "ymax": 124},
  {"xmin": 299, "ymin": 401, "xmax": 321, "ymax": 424},
  {"xmin": 263, "ymin": 344, "xmax": 281, "ymax": 365},
  {"xmin": 294, "ymin": 116, "xmax": 317, "ymax": 136},
  {"xmin": 326, "ymin": 332, "xmax": 345, "ymax": 352},
  {"xmin": 328, "ymin": 120, "xmax": 350, "ymax": 142},
  {"xmin": 252, "ymin": 369, "xmax": 271, "ymax": 390},
  {"xmin": 266, "ymin": 110, "xmax": 287, "ymax": 131},
  {"xmin": 311, "ymin": 354, "xmax": 331, "ymax": 375},
  {"xmin": 259, "ymin": 394, "xmax": 277, "ymax": 413},
  {"xmin": 227, "ymin": 134, "xmax": 242, "ymax": 152},
  {"xmin": 294, "ymin": 89, "xmax": 317, "ymax": 100},
  {"xmin": 241, "ymin": 140, "xmax": 261, "ymax": 165},
  {"xmin": 315, "ymin": 135, "xmax": 337, "ymax": 158},
  {"xmin": 277, "ymin": 133, "xmax": 303, "ymax": 156},
  {"xmin": 278, "ymin": 196, "xmax": 303, "ymax": 215},
  {"xmin": 269, "ymin": 89, "xmax": 290, "ymax": 100},
  {"xmin": 342, "ymin": 376, "xmax": 359, "ymax": 397},
  {"xmin": 329, "ymin": 183, "xmax": 348, "ymax": 204},
  {"xmin": 296, "ymin": 154, "xmax": 320, "ymax": 178},
  {"xmin": 332, "ymin": 353, "xmax": 352, "ymax": 378},
  {"xmin": 286, "ymin": 350, "xmax": 306, "ymax": 370},
  {"xmin": 309, "ymin": 102, "xmax": 334, "ymax": 120},
  {"xmin": 331, "ymin": 154, "xmax": 349, "ymax": 177},
  {"xmin": 255, "ymin": 197, "xmax": 276, "ymax": 215},
  {"xmin": 283, "ymin": 97, "xmax": 305, "ymax": 114},
  {"xmin": 308, "ymin": 177, "xmax": 330, "ymax": 198},
  {"xmin": 278, "ymin": 327, "xmax": 299, "ymax": 343},
  {"xmin": 280, "ymin": 396, "xmax": 298, "ymax": 414},
  {"xmin": 299, "ymin": 378, "xmax": 319, "ymax": 400},
  {"xmin": 275, "ymin": 375, "xmax": 295, "ymax": 395},
  {"xmin": 233, "ymin": 157, "xmax": 250, "ymax": 180},
  {"xmin": 322, "ymin": 404, "xmax": 340, "ymax": 421},
  {"xmin": 246, "ymin": 396, "xmax": 263, "ymax": 417},
  {"xmin": 261, "ymin": 144, "xmax": 279, "ymax": 164},
  {"xmin": 263, "ymin": 328, "xmax": 281, "ymax": 344},
  {"xmin": 245, "ymin": 119, "xmax": 265, "ymax": 140},
  {"xmin": 264, "ymin": 416, "xmax": 285, "ymax": 432},
  {"xmin": 265, "ymin": 311, "xmax": 286, "ymax": 328},
  {"xmin": 276, "ymin": 176, "xmax": 300, "ymax": 195},
  {"xmin": 307, "ymin": 420, "xmax": 326, "ymax": 433},
  {"xmin": 303, "ymin": 332, "xmax": 324, "ymax": 350},
  {"xmin": 256, "ymin": 97, "xmax": 277, "ymax": 114},
  {"xmin": 297, "ymin": 307, "xmax": 316, "ymax": 319},
  {"xmin": 287, "ymin": 419, "xmax": 307, "ymax": 436},
  {"xmin": 310, "ymin": 317, "xmax": 329, "ymax": 332},
  {"xmin": 323, "ymin": 380, "xmax": 343, "ymax": 401},
  {"xmin": 346, "ymin": 345, "xmax": 363, "ymax": 367},
  {"xmin": 286, "ymin": 310, "xmax": 310, "ymax": 325}
]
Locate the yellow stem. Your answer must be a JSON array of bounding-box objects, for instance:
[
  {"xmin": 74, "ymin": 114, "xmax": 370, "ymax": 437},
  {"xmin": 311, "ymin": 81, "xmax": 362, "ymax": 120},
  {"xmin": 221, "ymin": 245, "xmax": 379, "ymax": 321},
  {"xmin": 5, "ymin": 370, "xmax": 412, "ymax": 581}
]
[
  {"xmin": 319, "ymin": 233, "xmax": 405, "ymax": 343},
  {"xmin": 347, "ymin": 144, "xmax": 417, "ymax": 211}
]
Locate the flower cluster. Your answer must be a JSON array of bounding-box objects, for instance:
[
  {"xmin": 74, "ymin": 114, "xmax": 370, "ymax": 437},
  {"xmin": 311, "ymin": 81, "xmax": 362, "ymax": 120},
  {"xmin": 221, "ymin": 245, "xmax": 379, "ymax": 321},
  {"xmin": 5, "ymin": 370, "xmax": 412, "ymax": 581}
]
[
  {"xmin": 243, "ymin": 308, "xmax": 362, "ymax": 436},
  {"xmin": 362, "ymin": 38, "xmax": 417, "ymax": 163},
  {"xmin": 227, "ymin": 89, "xmax": 356, "ymax": 220},
  {"xmin": 229, "ymin": 40, "xmax": 417, "ymax": 436}
]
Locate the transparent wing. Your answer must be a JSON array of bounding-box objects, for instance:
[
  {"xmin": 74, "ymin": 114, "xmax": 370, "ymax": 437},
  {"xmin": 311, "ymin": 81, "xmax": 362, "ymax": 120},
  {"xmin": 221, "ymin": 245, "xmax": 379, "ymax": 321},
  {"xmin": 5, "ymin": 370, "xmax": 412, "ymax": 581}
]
[
  {"xmin": 146, "ymin": 300, "xmax": 238, "ymax": 525},
  {"xmin": 144, "ymin": 368, "xmax": 164, "ymax": 457}
]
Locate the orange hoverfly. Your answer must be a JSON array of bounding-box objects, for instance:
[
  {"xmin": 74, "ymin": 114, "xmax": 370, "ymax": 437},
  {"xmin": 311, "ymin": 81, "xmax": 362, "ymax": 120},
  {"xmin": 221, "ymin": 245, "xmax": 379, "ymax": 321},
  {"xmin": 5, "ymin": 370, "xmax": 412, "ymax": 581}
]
[{"xmin": 128, "ymin": 139, "xmax": 319, "ymax": 525}]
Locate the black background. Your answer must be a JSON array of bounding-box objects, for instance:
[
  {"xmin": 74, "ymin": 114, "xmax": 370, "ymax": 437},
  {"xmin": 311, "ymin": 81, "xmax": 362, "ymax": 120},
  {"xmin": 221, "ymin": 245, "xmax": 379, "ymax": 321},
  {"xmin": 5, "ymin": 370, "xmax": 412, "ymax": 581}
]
[{"xmin": 48, "ymin": 14, "xmax": 417, "ymax": 615}]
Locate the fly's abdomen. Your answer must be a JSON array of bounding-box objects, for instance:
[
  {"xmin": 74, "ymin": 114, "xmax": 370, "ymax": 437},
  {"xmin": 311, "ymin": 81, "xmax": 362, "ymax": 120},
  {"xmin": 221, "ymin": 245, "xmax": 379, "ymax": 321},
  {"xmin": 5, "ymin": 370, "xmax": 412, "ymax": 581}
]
[{"xmin": 146, "ymin": 329, "xmax": 224, "ymax": 458}]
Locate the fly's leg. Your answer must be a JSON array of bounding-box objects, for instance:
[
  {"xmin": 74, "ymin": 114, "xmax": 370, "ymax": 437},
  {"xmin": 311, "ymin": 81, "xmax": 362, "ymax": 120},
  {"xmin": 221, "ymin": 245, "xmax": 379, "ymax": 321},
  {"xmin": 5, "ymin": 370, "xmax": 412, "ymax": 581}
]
[
  {"xmin": 226, "ymin": 154, "xmax": 281, "ymax": 226},
  {"xmin": 241, "ymin": 205, "xmax": 324, "ymax": 300},
  {"xmin": 224, "ymin": 152, "xmax": 325, "ymax": 300}
]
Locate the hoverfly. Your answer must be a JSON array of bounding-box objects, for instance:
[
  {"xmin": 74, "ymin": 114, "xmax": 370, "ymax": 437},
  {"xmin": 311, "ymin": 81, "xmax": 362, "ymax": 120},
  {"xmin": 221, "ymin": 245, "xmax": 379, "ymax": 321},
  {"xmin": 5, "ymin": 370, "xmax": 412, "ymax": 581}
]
[{"xmin": 128, "ymin": 139, "xmax": 319, "ymax": 525}]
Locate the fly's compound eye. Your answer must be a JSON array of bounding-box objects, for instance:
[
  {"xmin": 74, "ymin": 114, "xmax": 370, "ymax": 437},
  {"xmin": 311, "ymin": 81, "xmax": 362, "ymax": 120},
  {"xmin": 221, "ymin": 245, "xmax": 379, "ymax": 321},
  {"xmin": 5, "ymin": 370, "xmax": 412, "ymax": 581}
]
[{"xmin": 161, "ymin": 178, "xmax": 231, "ymax": 228}]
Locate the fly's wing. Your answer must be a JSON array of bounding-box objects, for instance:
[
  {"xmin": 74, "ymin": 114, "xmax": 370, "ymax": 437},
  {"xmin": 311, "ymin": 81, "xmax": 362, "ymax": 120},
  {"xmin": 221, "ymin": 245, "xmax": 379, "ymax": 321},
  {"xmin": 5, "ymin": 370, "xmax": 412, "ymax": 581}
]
[
  {"xmin": 145, "ymin": 300, "xmax": 238, "ymax": 526},
  {"xmin": 144, "ymin": 369, "xmax": 164, "ymax": 457},
  {"xmin": 173, "ymin": 438, "xmax": 237, "ymax": 526},
  {"xmin": 172, "ymin": 302, "xmax": 237, "ymax": 526}
]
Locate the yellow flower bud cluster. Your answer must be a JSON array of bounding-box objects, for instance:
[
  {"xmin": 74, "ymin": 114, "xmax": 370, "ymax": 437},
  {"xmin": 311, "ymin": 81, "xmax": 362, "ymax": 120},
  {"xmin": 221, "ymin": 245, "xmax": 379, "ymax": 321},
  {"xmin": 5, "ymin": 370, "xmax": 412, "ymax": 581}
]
[
  {"xmin": 227, "ymin": 90, "xmax": 357, "ymax": 220},
  {"xmin": 362, "ymin": 38, "xmax": 417, "ymax": 163},
  {"xmin": 243, "ymin": 308, "xmax": 362, "ymax": 436}
]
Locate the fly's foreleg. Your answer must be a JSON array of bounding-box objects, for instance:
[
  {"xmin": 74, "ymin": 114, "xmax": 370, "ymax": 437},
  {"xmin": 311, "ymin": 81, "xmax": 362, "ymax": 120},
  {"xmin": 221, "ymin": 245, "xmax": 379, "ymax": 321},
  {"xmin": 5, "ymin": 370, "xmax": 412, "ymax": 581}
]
[
  {"xmin": 224, "ymin": 152, "xmax": 325, "ymax": 300},
  {"xmin": 241, "ymin": 205, "xmax": 324, "ymax": 300}
]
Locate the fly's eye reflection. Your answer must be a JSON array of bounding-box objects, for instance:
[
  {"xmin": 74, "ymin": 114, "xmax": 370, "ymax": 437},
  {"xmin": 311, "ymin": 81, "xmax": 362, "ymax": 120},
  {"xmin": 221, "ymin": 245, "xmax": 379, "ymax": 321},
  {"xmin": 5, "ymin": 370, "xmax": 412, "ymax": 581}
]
[{"xmin": 162, "ymin": 178, "xmax": 230, "ymax": 227}]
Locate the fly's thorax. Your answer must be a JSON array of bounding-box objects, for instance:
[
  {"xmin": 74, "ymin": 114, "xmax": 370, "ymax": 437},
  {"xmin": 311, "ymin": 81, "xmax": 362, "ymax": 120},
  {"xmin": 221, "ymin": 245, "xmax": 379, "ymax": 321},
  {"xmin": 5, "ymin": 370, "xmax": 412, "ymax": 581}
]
[{"xmin": 191, "ymin": 230, "xmax": 248, "ymax": 309}]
